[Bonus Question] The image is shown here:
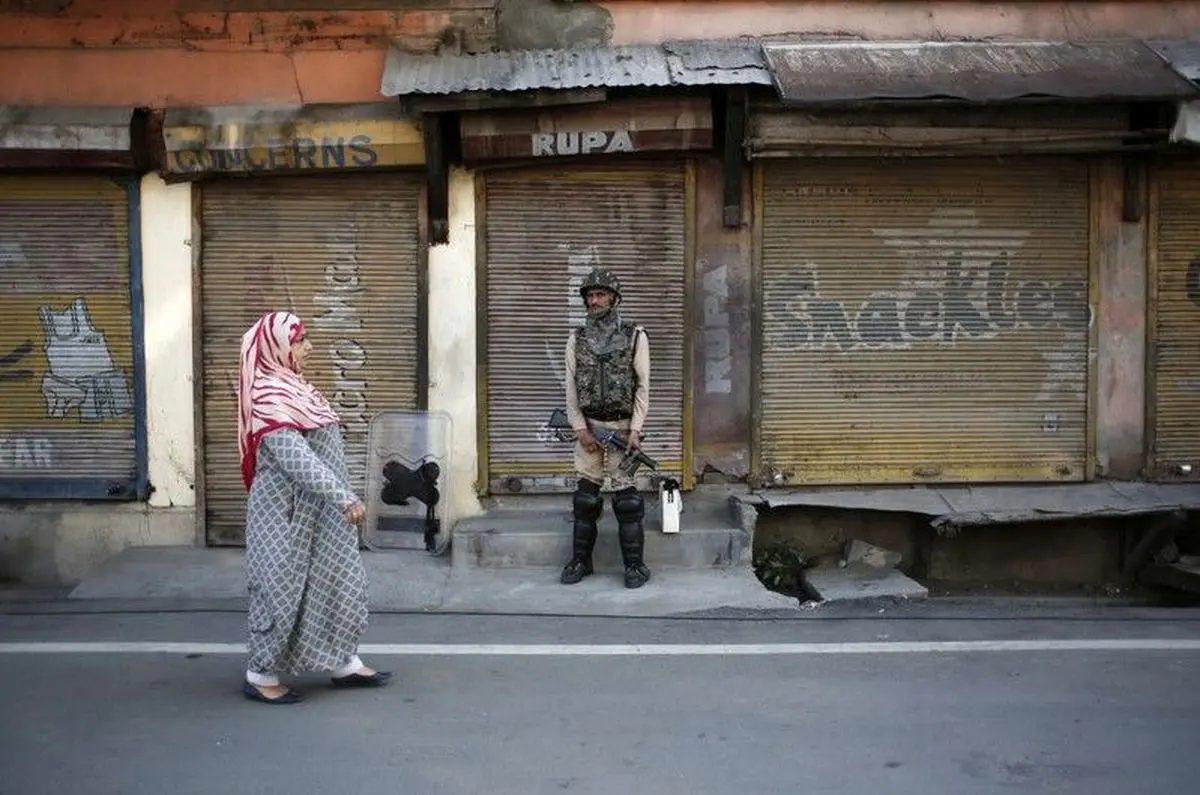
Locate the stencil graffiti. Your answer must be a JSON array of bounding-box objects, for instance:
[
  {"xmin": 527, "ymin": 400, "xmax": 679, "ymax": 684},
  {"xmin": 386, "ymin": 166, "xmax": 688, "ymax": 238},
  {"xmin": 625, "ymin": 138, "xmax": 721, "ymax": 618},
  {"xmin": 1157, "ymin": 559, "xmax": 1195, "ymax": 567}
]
[
  {"xmin": 39, "ymin": 297, "xmax": 132, "ymax": 421},
  {"xmin": 701, "ymin": 259, "xmax": 732, "ymax": 395},
  {"xmin": 765, "ymin": 208, "xmax": 1088, "ymax": 403},
  {"xmin": 0, "ymin": 339, "xmax": 34, "ymax": 383},
  {"xmin": 312, "ymin": 236, "xmax": 369, "ymax": 486},
  {"xmin": 0, "ymin": 436, "xmax": 52, "ymax": 469},
  {"xmin": 534, "ymin": 244, "xmax": 602, "ymax": 442},
  {"xmin": 767, "ymin": 209, "xmax": 1085, "ymax": 349}
]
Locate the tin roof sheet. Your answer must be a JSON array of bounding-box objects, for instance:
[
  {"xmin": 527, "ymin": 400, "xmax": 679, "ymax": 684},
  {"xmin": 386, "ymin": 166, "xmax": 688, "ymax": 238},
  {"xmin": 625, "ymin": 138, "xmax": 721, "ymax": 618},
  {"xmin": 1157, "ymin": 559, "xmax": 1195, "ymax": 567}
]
[
  {"xmin": 761, "ymin": 39, "xmax": 1199, "ymax": 105},
  {"xmin": 1147, "ymin": 39, "xmax": 1200, "ymax": 84},
  {"xmin": 380, "ymin": 40, "xmax": 771, "ymax": 97}
]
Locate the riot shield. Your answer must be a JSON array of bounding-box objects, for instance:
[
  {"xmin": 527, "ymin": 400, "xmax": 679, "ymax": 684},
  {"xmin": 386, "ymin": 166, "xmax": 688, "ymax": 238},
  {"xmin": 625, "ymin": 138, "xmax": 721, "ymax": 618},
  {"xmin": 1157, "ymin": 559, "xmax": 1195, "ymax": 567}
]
[{"xmin": 363, "ymin": 409, "xmax": 453, "ymax": 552}]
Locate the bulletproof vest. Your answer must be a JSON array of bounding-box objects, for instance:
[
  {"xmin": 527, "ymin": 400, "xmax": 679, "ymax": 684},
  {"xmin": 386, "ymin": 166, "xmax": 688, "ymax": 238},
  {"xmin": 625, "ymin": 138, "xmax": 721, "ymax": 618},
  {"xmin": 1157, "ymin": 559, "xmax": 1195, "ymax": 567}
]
[{"xmin": 574, "ymin": 322, "xmax": 639, "ymax": 419}]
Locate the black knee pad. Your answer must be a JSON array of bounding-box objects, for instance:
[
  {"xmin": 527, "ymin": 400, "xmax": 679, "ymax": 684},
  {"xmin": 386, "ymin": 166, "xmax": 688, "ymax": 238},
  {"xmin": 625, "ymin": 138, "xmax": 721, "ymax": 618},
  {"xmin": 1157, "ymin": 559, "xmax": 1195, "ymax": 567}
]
[
  {"xmin": 573, "ymin": 483, "xmax": 603, "ymax": 521},
  {"xmin": 612, "ymin": 487, "xmax": 644, "ymax": 523}
]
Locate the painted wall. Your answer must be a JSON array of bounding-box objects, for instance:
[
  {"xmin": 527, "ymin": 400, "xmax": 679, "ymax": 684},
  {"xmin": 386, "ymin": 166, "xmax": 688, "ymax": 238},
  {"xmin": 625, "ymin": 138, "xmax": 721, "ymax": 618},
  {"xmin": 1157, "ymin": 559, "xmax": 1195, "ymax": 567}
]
[
  {"xmin": 603, "ymin": 1, "xmax": 1200, "ymax": 44},
  {"xmin": 428, "ymin": 167, "xmax": 484, "ymax": 526},
  {"xmin": 0, "ymin": 1, "xmax": 484, "ymax": 107},
  {"xmin": 692, "ymin": 159, "xmax": 753, "ymax": 482},
  {"xmin": 1093, "ymin": 157, "xmax": 1148, "ymax": 479},
  {"xmin": 140, "ymin": 175, "xmax": 197, "ymax": 510}
]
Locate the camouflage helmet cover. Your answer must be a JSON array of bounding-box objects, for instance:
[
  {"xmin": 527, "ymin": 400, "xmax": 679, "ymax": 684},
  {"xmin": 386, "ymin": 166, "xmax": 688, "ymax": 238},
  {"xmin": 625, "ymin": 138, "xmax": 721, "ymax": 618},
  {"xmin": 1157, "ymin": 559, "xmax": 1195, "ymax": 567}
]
[{"xmin": 579, "ymin": 267, "xmax": 622, "ymax": 301}]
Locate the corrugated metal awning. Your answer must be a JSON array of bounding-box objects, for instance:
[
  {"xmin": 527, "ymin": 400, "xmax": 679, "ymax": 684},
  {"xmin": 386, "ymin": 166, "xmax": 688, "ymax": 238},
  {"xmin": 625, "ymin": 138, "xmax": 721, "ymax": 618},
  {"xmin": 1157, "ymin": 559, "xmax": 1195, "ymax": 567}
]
[
  {"xmin": 1143, "ymin": 41, "xmax": 1200, "ymax": 144},
  {"xmin": 380, "ymin": 40, "xmax": 772, "ymax": 97},
  {"xmin": 761, "ymin": 40, "xmax": 1199, "ymax": 105},
  {"xmin": 1147, "ymin": 39, "xmax": 1200, "ymax": 85}
]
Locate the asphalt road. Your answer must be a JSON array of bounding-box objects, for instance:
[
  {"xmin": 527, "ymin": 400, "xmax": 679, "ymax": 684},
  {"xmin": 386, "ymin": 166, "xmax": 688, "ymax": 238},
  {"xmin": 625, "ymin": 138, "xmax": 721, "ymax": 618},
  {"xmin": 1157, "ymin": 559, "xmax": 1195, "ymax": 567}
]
[{"xmin": 2, "ymin": 606, "xmax": 1199, "ymax": 795}]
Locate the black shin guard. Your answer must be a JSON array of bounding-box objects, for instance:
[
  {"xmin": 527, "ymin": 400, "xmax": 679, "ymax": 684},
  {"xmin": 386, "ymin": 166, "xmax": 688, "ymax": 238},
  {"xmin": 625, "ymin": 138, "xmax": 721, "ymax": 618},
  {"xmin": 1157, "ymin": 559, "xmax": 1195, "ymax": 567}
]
[
  {"xmin": 612, "ymin": 487, "xmax": 650, "ymax": 588},
  {"xmin": 561, "ymin": 479, "xmax": 602, "ymax": 584}
]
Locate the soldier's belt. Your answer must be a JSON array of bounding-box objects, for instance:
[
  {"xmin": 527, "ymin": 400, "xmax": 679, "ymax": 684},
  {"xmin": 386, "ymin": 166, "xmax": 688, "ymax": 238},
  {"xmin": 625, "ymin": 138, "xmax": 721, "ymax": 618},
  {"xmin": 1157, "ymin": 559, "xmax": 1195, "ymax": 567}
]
[{"xmin": 583, "ymin": 411, "xmax": 632, "ymax": 422}]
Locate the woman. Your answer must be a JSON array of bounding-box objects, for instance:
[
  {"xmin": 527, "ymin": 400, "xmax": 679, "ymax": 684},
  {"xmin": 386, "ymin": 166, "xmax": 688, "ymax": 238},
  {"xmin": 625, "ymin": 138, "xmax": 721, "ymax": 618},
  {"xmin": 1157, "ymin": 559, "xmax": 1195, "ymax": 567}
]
[{"xmin": 237, "ymin": 310, "xmax": 390, "ymax": 705}]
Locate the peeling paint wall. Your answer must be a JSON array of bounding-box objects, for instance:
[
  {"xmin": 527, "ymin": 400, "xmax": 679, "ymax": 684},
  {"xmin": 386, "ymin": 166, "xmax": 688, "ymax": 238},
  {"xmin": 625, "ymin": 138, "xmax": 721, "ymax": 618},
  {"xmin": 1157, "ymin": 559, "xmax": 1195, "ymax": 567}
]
[
  {"xmin": 692, "ymin": 159, "xmax": 753, "ymax": 481},
  {"xmin": 427, "ymin": 167, "xmax": 484, "ymax": 528},
  {"xmin": 0, "ymin": 0, "xmax": 495, "ymax": 107},
  {"xmin": 1093, "ymin": 157, "xmax": 1148, "ymax": 479},
  {"xmin": 141, "ymin": 175, "xmax": 196, "ymax": 511},
  {"xmin": 496, "ymin": 0, "xmax": 612, "ymax": 51},
  {"xmin": 602, "ymin": 1, "xmax": 1200, "ymax": 45}
]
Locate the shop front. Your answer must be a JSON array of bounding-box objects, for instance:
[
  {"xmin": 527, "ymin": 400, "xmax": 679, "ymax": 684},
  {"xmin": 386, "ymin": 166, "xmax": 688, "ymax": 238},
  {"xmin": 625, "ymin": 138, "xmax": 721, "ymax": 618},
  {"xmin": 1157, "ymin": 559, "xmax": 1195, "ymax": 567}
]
[
  {"xmin": 466, "ymin": 97, "xmax": 712, "ymax": 495},
  {"xmin": 0, "ymin": 109, "xmax": 146, "ymax": 500},
  {"xmin": 746, "ymin": 39, "xmax": 1200, "ymax": 488},
  {"xmin": 754, "ymin": 155, "xmax": 1093, "ymax": 485},
  {"xmin": 162, "ymin": 106, "xmax": 428, "ymax": 543},
  {"xmin": 1149, "ymin": 152, "xmax": 1200, "ymax": 480}
]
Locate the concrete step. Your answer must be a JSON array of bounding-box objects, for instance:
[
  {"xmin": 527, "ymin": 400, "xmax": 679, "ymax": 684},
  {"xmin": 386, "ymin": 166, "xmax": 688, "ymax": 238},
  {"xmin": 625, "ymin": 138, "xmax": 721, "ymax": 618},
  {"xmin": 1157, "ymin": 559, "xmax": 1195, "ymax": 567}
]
[{"xmin": 453, "ymin": 488, "xmax": 756, "ymax": 573}]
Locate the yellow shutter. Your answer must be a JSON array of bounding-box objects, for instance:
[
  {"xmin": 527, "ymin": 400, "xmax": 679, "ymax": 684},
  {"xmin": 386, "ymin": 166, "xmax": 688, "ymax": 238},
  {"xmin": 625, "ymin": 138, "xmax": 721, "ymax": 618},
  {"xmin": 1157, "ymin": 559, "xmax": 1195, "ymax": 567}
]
[
  {"xmin": 481, "ymin": 164, "xmax": 688, "ymax": 494},
  {"xmin": 757, "ymin": 157, "xmax": 1091, "ymax": 485},
  {"xmin": 199, "ymin": 172, "xmax": 424, "ymax": 544},
  {"xmin": 1151, "ymin": 160, "xmax": 1200, "ymax": 478},
  {"xmin": 0, "ymin": 175, "xmax": 140, "ymax": 498}
]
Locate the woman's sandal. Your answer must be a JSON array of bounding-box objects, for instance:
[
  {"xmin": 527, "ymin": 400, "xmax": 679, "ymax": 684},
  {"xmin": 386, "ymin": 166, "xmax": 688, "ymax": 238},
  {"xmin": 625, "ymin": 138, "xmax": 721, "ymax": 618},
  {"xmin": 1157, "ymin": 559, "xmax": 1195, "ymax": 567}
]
[
  {"xmin": 241, "ymin": 681, "xmax": 304, "ymax": 704},
  {"xmin": 330, "ymin": 670, "xmax": 392, "ymax": 688}
]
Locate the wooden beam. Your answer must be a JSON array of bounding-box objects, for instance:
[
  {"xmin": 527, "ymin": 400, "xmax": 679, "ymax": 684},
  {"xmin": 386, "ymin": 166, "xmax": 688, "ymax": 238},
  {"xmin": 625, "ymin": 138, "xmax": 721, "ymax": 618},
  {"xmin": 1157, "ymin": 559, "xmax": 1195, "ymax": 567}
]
[
  {"xmin": 399, "ymin": 89, "xmax": 607, "ymax": 116},
  {"xmin": 422, "ymin": 112, "xmax": 449, "ymax": 245},
  {"xmin": 722, "ymin": 87, "xmax": 747, "ymax": 229},
  {"xmin": 1122, "ymin": 154, "xmax": 1146, "ymax": 223}
]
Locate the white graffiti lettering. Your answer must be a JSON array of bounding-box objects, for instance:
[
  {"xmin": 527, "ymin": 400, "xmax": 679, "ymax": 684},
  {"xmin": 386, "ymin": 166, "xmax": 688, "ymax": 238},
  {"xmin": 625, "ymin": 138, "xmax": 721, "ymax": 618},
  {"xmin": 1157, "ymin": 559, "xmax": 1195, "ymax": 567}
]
[
  {"xmin": 764, "ymin": 208, "xmax": 1088, "ymax": 404},
  {"xmin": 701, "ymin": 260, "xmax": 732, "ymax": 394},
  {"xmin": 531, "ymin": 130, "xmax": 635, "ymax": 157},
  {"xmin": 0, "ymin": 437, "xmax": 52, "ymax": 469},
  {"xmin": 765, "ymin": 258, "xmax": 1087, "ymax": 353},
  {"xmin": 312, "ymin": 241, "xmax": 368, "ymax": 485}
]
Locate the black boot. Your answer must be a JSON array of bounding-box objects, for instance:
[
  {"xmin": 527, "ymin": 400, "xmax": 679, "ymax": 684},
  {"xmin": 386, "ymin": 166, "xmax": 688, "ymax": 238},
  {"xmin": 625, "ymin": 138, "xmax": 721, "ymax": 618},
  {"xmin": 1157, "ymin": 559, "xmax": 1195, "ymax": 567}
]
[
  {"xmin": 613, "ymin": 487, "xmax": 650, "ymax": 589},
  {"xmin": 561, "ymin": 479, "xmax": 602, "ymax": 585}
]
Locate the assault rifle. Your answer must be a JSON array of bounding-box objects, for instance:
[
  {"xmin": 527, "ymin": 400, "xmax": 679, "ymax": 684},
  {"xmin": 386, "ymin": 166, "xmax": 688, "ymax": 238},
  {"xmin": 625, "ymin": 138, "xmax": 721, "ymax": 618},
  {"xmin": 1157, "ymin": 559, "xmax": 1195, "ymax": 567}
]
[{"xmin": 546, "ymin": 408, "xmax": 658, "ymax": 478}]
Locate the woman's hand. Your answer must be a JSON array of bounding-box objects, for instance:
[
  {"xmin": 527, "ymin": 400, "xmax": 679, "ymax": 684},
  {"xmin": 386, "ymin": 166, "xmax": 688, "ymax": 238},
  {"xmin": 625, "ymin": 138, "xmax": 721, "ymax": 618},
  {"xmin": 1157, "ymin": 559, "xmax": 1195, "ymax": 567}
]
[{"xmin": 343, "ymin": 500, "xmax": 367, "ymax": 525}]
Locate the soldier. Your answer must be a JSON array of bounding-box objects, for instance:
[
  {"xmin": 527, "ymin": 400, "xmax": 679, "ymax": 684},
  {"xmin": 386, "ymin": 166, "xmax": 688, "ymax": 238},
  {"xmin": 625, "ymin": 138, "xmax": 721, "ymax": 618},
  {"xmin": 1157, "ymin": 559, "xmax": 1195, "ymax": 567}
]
[{"xmin": 560, "ymin": 266, "xmax": 652, "ymax": 589}]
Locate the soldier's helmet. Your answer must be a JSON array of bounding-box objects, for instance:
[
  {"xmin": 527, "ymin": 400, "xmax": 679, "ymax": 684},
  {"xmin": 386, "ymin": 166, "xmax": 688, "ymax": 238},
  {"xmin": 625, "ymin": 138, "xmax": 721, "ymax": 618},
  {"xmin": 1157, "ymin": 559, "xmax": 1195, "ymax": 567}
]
[{"xmin": 579, "ymin": 267, "xmax": 623, "ymax": 302}]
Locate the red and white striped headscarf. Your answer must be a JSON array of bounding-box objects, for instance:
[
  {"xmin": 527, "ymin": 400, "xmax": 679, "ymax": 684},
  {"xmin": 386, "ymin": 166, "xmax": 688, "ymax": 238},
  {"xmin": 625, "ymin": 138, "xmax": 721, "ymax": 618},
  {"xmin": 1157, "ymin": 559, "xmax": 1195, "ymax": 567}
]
[{"xmin": 237, "ymin": 311, "xmax": 340, "ymax": 490}]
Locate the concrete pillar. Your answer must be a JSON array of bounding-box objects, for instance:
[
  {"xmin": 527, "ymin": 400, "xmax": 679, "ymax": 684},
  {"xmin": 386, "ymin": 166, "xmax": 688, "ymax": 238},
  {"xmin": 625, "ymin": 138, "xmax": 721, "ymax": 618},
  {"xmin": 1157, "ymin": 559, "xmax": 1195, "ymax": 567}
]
[
  {"xmin": 427, "ymin": 167, "xmax": 484, "ymax": 527},
  {"xmin": 1093, "ymin": 157, "xmax": 1147, "ymax": 479},
  {"xmin": 139, "ymin": 174, "xmax": 197, "ymax": 509}
]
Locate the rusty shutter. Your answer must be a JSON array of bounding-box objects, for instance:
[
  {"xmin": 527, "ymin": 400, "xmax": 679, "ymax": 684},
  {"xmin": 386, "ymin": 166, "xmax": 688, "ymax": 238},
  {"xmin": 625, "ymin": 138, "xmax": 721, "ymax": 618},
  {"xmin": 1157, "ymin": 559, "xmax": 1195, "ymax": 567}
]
[
  {"xmin": 200, "ymin": 172, "xmax": 423, "ymax": 544},
  {"xmin": 758, "ymin": 157, "xmax": 1091, "ymax": 485},
  {"xmin": 0, "ymin": 175, "xmax": 141, "ymax": 499},
  {"xmin": 481, "ymin": 164, "xmax": 687, "ymax": 494},
  {"xmin": 1151, "ymin": 161, "xmax": 1200, "ymax": 479}
]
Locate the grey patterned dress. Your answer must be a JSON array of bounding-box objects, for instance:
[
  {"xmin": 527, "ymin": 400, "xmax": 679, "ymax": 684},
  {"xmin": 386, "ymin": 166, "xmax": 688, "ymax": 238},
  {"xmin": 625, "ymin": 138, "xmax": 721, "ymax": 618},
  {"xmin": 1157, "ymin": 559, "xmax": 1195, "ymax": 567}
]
[{"xmin": 244, "ymin": 424, "xmax": 368, "ymax": 675}]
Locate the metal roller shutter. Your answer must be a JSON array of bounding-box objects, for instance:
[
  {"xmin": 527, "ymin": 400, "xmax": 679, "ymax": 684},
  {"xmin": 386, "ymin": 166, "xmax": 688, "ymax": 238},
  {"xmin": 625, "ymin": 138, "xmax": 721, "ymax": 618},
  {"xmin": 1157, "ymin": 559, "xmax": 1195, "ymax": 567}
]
[
  {"xmin": 0, "ymin": 175, "xmax": 139, "ymax": 496},
  {"xmin": 1151, "ymin": 161, "xmax": 1200, "ymax": 479},
  {"xmin": 200, "ymin": 172, "xmax": 423, "ymax": 544},
  {"xmin": 758, "ymin": 157, "xmax": 1091, "ymax": 485},
  {"xmin": 482, "ymin": 165, "xmax": 687, "ymax": 494}
]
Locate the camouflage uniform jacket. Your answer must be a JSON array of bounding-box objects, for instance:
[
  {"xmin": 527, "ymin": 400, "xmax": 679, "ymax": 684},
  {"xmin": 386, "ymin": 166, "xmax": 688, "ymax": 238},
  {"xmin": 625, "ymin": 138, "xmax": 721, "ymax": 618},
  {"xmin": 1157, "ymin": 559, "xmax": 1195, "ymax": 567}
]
[{"xmin": 564, "ymin": 322, "xmax": 650, "ymax": 432}]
